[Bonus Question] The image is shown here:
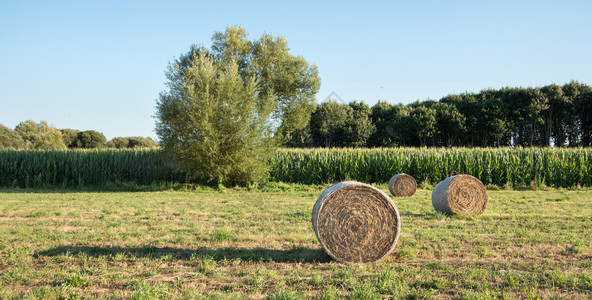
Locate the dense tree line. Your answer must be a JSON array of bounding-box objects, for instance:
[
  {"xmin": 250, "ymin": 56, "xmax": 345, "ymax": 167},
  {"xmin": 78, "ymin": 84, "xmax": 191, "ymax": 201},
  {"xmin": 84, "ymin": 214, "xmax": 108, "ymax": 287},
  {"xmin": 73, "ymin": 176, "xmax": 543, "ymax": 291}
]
[
  {"xmin": 2, "ymin": 82, "xmax": 589, "ymax": 150},
  {"xmin": 285, "ymin": 81, "xmax": 592, "ymax": 148},
  {"xmin": 0, "ymin": 120, "xmax": 158, "ymax": 150}
]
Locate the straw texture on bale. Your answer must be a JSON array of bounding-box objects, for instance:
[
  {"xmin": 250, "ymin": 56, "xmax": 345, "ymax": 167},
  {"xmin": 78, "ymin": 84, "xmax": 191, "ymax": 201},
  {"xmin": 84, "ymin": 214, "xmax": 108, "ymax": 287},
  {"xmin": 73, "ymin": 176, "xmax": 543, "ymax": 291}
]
[
  {"xmin": 312, "ymin": 181, "xmax": 401, "ymax": 263},
  {"xmin": 388, "ymin": 173, "xmax": 417, "ymax": 197},
  {"xmin": 431, "ymin": 175, "xmax": 488, "ymax": 215}
]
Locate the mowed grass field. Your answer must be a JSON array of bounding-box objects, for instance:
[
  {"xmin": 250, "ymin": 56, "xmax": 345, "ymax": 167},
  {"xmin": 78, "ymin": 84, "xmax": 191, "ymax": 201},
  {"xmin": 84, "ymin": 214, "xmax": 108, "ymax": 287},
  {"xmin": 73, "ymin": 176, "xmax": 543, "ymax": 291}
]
[{"xmin": 0, "ymin": 185, "xmax": 591, "ymax": 299}]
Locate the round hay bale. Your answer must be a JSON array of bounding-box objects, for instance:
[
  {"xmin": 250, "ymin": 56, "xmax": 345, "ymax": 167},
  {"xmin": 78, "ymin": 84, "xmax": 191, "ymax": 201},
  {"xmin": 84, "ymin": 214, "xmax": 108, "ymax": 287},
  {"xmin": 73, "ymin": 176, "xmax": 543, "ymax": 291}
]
[
  {"xmin": 388, "ymin": 173, "xmax": 417, "ymax": 197},
  {"xmin": 312, "ymin": 181, "xmax": 401, "ymax": 263},
  {"xmin": 431, "ymin": 175, "xmax": 488, "ymax": 215}
]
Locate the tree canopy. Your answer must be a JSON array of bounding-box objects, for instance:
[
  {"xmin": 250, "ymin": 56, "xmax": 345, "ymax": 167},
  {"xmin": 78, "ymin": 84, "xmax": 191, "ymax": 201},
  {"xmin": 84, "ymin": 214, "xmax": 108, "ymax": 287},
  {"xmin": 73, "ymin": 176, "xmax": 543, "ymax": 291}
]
[
  {"xmin": 173, "ymin": 26, "xmax": 320, "ymax": 142},
  {"xmin": 214, "ymin": 27, "xmax": 320, "ymax": 136},
  {"xmin": 106, "ymin": 137, "xmax": 159, "ymax": 149},
  {"xmin": 14, "ymin": 120, "xmax": 67, "ymax": 150},
  {"xmin": 155, "ymin": 26, "xmax": 320, "ymax": 186},
  {"xmin": 74, "ymin": 130, "xmax": 107, "ymax": 149},
  {"xmin": 285, "ymin": 81, "xmax": 592, "ymax": 148},
  {"xmin": 2, "ymin": 121, "xmax": 156, "ymax": 150},
  {"xmin": 0, "ymin": 124, "xmax": 25, "ymax": 149}
]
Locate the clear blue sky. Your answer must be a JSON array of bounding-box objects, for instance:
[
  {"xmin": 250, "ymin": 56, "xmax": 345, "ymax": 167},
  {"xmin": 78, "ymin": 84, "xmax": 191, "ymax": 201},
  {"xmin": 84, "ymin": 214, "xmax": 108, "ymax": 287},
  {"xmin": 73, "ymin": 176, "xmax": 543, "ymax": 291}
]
[{"xmin": 1, "ymin": 0, "xmax": 591, "ymax": 140}]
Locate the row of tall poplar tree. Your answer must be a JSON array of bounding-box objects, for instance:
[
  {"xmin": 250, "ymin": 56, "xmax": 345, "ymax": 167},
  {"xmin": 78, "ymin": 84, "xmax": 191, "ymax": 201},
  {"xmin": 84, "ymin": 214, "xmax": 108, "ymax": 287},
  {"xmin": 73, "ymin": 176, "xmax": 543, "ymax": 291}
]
[{"xmin": 286, "ymin": 81, "xmax": 592, "ymax": 148}]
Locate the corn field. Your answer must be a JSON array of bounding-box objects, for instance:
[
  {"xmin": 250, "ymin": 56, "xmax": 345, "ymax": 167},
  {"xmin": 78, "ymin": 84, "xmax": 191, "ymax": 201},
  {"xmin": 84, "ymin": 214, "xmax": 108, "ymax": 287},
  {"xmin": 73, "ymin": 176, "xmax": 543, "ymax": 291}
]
[
  {"xmin": 1, "ymin": 148, "xmax": 591, "ymax": 188},
  {"xmin": 0, "ymin": 149, "xmax": 184, "ymax": 188},
  {"xmin": 270, "ymin": 148, "xmax": 592, "ymax": 188}
]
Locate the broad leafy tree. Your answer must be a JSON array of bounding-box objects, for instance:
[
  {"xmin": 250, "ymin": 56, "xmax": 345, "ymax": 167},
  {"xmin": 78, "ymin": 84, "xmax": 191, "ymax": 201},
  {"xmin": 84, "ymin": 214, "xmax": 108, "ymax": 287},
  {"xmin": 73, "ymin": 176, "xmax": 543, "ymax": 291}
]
[
  {"xmin": 174, "ymin": 26, "xmax": 320, "ymax": 145},
  {"xmin": 156, "ymin": 46, "xmax": 276, "ymax": 186},
  {"xmin": 309, "ymin": 101, "xmax": 350, "ymax": 148},
  {"xmin": 432, "ymin": 102, "xmax": 466, "ymax": 147},
  {"xmin": 128, "ymin": 137, "xmax": 159, "ymax": 148},
  {"xmin": 73, "ymin": 130, "xmax": 107, "ymax": 148},
  {"xmin": 563, "ymin": 81, "xmax": 585, "ymax": 146},
  {"xmin": 368, "ymin": 101, "xmax": 395, "ymax": 147},
  {"xmin": 368, "ymin": 101, "xmax": 411, "ymax": 147},
  {"xmin": 107, "ymin": 137, "xmax": 159, "ymax": 149},
  {"xmin": 442, "ymin": 93, "xmax": 483, "ymax": 146},
  {"xmin": 343, "ymin": 101, "xmax": 375, "ymax": 147},
  {"xmin": 307, "ymin": 101, "xmax": 374, "ymax": 148},
  {"xmin": 60, "ymin": 129, "xmax": 80, "ymax": 148},
  {"xmin": 0, "ymin": 124, "xmax": 25, "ymax": 149},
  {"xmin": 155, "ymin": 27, "xmax": 319, "ymax": 186},
  {"xmin": 481, "ymin": 95, "xmax": 511, "ymax": 147},
  {"xmin": 282, "ymin": 123, "xmax": 314, "ymax": 148},
  {"xmin": 106, "ymin": 137, "xmax": 130, "ymax": 149},
  {"xmin": 540, "ymin": 84, "xmax": 566, "ymax": 146},
  {"xmin": 408, "ymin": 105, "xmax": 437, "ymax": 146},
  {"xmin": 575, "ymin": 83, "xmax": 592, "ymax": 146},
  {"xmin": 14, "ymin": 120, "xmax": 67, "ymax": 150}
]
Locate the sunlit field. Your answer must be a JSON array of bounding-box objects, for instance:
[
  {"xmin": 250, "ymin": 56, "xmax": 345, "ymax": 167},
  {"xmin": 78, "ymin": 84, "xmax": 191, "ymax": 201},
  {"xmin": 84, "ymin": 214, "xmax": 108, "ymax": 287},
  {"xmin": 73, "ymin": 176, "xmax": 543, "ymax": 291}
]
[{"xmin": 0, "ymin": 184, "xmax": 591, "ymax": 299}]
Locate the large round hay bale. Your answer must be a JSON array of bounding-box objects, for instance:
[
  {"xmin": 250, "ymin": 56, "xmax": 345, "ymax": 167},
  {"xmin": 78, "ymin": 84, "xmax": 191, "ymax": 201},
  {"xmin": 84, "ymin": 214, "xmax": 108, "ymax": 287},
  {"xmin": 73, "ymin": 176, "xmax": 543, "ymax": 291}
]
[
  {"xmin": 312, "ymin": 181, "xmax": 401, "ymax": 263},
  {"xmin": 431, "ymin": 175, "xmax": 488, "ymax": 215},
  {"xmin": 388, "ymin": 173, "xmax": 417, "ymax": 197}
]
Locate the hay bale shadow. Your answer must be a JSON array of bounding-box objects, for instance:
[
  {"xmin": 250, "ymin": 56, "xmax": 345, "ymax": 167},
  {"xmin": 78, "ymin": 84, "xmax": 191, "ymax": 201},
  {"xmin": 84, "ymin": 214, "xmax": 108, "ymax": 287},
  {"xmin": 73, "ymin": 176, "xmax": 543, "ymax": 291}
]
[{"xmin": 34, "ymin": 245, "xmax": 331, "ymax": 263}]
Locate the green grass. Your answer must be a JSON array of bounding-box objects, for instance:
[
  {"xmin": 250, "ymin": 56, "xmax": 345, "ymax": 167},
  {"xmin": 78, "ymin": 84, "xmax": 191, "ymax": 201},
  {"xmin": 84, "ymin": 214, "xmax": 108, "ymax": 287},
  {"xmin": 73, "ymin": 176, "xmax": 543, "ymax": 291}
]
[{"xmin": 0, "ymin": 185, "xmax": 591, "ymax": 298}]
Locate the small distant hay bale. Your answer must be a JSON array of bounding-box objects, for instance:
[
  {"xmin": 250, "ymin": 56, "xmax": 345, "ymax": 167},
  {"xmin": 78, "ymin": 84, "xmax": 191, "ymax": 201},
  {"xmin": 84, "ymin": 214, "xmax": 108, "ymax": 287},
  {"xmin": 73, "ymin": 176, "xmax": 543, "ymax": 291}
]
[
  {"xmin": 312, "ymin": 181, "xmax": 401, "ymax": 263},
  {"xmin": 388, "ymin": 173, "xmax": 417, "ymax": 197},
  {"xmin": 431, "ymin": 175, "xmax": 488, "ymax": 215}
]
